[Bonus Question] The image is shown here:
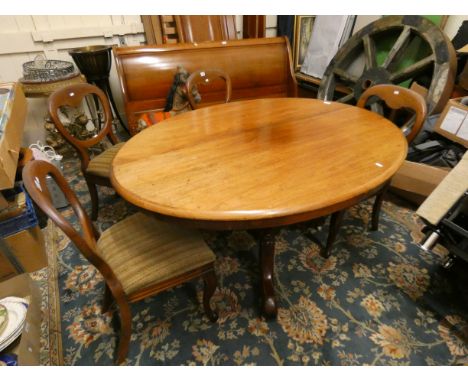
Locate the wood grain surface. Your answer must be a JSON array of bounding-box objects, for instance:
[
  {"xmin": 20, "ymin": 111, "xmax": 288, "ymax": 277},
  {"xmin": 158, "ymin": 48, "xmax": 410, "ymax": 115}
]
[{"xmin": 111, "ymin": 98, "xmax": 407, "ymax": 229}]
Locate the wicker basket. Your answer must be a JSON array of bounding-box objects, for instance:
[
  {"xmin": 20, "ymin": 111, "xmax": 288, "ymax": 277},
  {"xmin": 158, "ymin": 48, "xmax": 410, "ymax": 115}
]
[{"xmin": 22, "ymin": 55, "xmax": 76, "ymax": 83}]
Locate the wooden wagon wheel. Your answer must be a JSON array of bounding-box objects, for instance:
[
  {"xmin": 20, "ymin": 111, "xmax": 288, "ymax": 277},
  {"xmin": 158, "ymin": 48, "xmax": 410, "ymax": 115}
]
[{"xmin": 317, "ymin": 16, "xmax": 457, "ymax": 114}]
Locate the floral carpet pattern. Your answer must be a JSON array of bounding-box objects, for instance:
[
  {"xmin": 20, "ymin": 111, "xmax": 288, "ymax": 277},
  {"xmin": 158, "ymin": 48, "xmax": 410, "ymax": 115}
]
[{"xmin": 47, "ymin": 154, "xmax": 468, "ymax": 365}]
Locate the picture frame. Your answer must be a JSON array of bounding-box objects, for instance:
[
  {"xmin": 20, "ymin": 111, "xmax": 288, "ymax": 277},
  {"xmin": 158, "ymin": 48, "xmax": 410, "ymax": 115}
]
[{"xmin": 293, "ymin": 15, "xmax": 316, "ymax": 71}]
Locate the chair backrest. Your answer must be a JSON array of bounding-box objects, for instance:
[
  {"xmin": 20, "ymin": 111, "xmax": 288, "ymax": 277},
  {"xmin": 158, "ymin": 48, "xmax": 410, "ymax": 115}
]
[
  {"xmin": 22, "ymin": 160, "xmax": 112, "ymax": 275},
  {"xmin": 357, "ymin": 84, "xmax": 427, "ymax": 144},
  {"xmin": 48, "ymin": 83, "xmax": 119, "ymax": 172},
  {"xmin": 185, "ymin": 69, "xmax": 232, "ymax": 110}
]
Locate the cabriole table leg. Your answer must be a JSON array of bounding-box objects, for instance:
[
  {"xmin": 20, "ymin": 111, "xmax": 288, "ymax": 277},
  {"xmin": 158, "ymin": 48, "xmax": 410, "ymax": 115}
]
[{"xmin": 257, "ymin": 228, "xmax": 279, "ymax": 319}]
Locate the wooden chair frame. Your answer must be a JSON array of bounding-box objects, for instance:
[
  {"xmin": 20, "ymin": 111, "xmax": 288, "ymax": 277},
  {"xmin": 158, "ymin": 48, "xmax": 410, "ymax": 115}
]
[
  {"xmin": 357, "ymin": 84, "xmax": 427, "ymax": 145},
  {"xmin": 22, "ymin": 160, "xmax": 218, "ymax": 364},
  {"xmin": 185, "ymin": 68, "xmax": 232, "ymax": 110},
  {"xmin": 48, "ymin": 83, "xmax": 120, "ymax": 220},
  {"xmin": 322, "ymin": 84, "xmax": 427, "ymax": 258}
]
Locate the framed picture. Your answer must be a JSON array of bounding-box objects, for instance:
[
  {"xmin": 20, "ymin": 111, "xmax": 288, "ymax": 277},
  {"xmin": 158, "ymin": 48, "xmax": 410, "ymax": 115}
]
[{"xmin": 293, "ymin": 15, "xmax": 316, "ymax": 71}]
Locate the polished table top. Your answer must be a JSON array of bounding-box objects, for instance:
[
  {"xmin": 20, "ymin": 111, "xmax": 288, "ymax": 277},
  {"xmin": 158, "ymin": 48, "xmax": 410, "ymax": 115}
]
[{"xmin": 111, "ymin": 98, "xmax": 407, "ymax": 229}]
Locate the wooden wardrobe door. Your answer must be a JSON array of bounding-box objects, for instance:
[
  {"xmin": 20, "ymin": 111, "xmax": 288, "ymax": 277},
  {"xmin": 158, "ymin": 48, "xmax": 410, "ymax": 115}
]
[{"xmin": 175, "ymin": 15, "xmax": 237, "ymax": 43}]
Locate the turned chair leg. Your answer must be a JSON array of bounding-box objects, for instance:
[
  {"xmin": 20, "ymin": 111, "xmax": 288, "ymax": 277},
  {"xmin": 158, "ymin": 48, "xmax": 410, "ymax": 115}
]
[
  {"xmin": 371, "ymin": 180, "xmax": 391, "ymax": 231},
  {"xmin": 321, "ymin": 210, "xmax": 346, "ymax": 258},
  {"xmin": 115, "ymin": 299, "xmax": 132, "ymax": 365},
  {"xmin": 85, "ymin": 178, "xmax": 99, "ymax": 221},
  {"xmin": 202, "ymin": 269, "xmax": 218, "ymax": 322}
]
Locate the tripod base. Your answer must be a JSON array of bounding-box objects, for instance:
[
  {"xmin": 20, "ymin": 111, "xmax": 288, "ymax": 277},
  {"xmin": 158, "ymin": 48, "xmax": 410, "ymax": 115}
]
[{"xmin": 92, "ymin": 78, "xmax": 129, "ymax": 135}]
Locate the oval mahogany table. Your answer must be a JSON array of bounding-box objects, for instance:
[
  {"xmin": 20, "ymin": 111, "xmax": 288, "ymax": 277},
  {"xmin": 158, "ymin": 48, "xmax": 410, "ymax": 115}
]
[{"xmin": 111, "ymin": 98, "xmax": 408, "ymax": 318}]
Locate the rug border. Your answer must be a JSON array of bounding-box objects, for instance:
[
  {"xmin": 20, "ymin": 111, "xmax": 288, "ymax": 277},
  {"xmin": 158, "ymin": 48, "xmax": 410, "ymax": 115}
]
[{"xmin": 43, "ymin": 221, "xmax": 64, "ymax": 366}]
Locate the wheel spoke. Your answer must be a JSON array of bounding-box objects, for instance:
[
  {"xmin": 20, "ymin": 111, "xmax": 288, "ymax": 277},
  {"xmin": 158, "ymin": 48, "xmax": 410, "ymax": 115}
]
[
  {"xmin": 336, "ymin": 92, "xmax": 355, "ymax": 103},
  {"xmin": 382, "ymin": 26, "xmax": 412, "ymax": 69},
  {"xmin": 333, "ymin": 68, "xmax": 358, "ymax": 83},
  {"xmin": 363, "ymin": 35, "xmax": 377, "ymax": 69},
  {"xmin": 390, "ymin": 55, "xmax": 435, "ymax": 83}
]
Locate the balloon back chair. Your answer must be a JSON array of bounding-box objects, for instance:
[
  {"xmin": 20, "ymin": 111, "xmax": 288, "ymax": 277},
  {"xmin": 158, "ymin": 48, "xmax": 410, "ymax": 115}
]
[
  {"xmin": 22, "ymin": 160, "xmax": 218, "ymax": 364},
  {"xmin": 321, "ymin": 84, "xmax": 427, "ymax": 258},
  {"xmin": 48, "ymin": 83, "xmax": 123, "ymax": 220},
  {"xmin": 185, "ymin": 68, "xmax": 232, "ymax": 110}
]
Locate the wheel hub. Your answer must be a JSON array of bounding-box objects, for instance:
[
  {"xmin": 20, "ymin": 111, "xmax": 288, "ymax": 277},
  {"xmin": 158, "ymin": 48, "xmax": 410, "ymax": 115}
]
[{"xmin": 353, "ymin": 67, "xmax": 392, "ymax": 100}]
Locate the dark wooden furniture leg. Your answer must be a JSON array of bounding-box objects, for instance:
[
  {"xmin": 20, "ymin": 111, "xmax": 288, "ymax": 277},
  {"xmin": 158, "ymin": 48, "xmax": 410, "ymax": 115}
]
[
  {"xmin": 202, "ymin": 269, "xmax": 219, "ymax": 322},
  {"xmin": 258, "ymin": 228, "xmax": 278, "ymax": 319},
  {"xmin": 321, "ymin": 210, "xmax": 346, "ymax": 258},
  {"xmin": 371, "ymin": 180, "xmax": 391, "ymax": 231},
  {"xmin": 115, "ymin": 298, "xmax": 132, "ymax": 365},
  {"xmin": 84, "ymin": 177, "xmax": 99, "ymax": 221}
]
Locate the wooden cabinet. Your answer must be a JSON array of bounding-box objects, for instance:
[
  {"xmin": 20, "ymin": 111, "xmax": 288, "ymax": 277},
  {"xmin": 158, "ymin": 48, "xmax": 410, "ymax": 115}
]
[{"xmin": 142, "ymin": 15, "xmax": 237, "ymax": 44}]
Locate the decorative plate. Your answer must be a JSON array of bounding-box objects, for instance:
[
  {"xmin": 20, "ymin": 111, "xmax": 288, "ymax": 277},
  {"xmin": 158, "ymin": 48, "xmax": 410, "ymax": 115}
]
[
  {"xmin": 0, "ymin": 304, "xmax": 8, "ymax": 337},
  {"xmin": 0, "ymin": 301, "xmax": 27, "ymax": 352},
  {"xmin": 0, "ymin": 297, "xmax": 29, "ymax": 307}
]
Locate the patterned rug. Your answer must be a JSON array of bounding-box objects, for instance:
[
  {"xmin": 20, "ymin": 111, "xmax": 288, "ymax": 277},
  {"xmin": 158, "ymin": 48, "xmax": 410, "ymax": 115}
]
[
  {"xmin": 40, "ymin": 153, "xmax": 468, "ymax": 365},
  {"xmin": 31, "ymin": 222, "xmax": 62, "ymax": 365}
]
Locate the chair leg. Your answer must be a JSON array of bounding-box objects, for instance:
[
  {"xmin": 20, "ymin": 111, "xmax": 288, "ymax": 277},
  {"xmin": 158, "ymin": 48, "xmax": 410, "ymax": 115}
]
[
  {"xmin": 202, "ymin": 269, "xmax": 218, "ymax": 322},
  {"xmin": 371, "ymin": 180, "xmax": 391, "ymax": 231},
  {"xmin": 85, "ymin": 178, "xmax": 99, "ymax": 221},
  {"xmin": 321, "ymin": 210, "xmax": 346, "ymax": 258},
  {"xmin": 115, "ymin": 298, "xmax": 132, "ymax": 365},
  {"xmin": 102, "ymin": 283, "xmax": 113, "ymax": 313}
]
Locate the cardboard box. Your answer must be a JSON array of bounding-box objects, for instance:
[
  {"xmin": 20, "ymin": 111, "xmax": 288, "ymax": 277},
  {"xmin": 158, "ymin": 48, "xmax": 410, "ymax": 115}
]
[
  {"xmin": 0, "ymin": 273, "xmax": 41, "ymax": 365},
  {"xmin": 390, "ymin": 160, "xmax": 450, "ymax": 205},
  {"xmin": 0, "ymin": 226, "xmax": 48, "ymax": 282},
  {"xmin": 0, "ymin": 82, "xmax": 27, "ymax": 190},
  {"xmin": 433, "ymin": 97, "xmax": 468, "ymax": 148},
  {"xmin": 410, "ymin": 81, "xmax": 429, "ymax": 99}
]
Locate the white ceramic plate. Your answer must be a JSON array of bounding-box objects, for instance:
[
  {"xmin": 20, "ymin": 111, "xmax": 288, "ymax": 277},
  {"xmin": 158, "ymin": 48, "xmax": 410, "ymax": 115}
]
[
  {"xmin": 0, "ymin": 304, "xmax": 8, "ymax": 336},
  {"xmin": 0, "ymin": 297, "xmax": 29, "ymax": 306},
  {"xmin": 0, "ymin": 301, "xmax": 27, "ymax": 352}
]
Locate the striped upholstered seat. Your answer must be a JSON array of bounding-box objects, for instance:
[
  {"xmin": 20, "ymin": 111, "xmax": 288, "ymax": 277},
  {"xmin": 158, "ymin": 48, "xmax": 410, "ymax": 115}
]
[
  {"xmin": 87, "ymin": 142, "xmax": 125, "ymax": 178},
  {"xmin": 23, "ymin": 153, "xmax": 219, "ymax": 366},
  {"xmin": 97, "ymin": 212, "xmax": 215, "ymax": 295}
]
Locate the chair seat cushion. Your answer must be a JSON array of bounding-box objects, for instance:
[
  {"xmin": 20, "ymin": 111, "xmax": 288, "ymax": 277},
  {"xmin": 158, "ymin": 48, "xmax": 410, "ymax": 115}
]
[
  {"xmin": 96, "ymin": 212, "xmax": 215, "ymax": 296},
  {"xmin": 86, "ymin": 142, "xmax": 125, "ymax": 178}
]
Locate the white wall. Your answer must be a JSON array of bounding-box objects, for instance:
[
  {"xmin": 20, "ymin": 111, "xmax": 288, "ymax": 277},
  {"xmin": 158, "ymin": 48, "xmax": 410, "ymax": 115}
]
[
  {"xmin": 0, "ymin": 16, "xmax": 145, "ymax": 145},
  {"xmin": 353, "ymin": 15, "xmax": 468, "ymax": 40},
  {"xmin": 266, "ymin": 16, "xmax": 278, "ymax": 37},
  {"xmin": 353, "ymin": 16, "xmax": 381, "ymax": 34},
  {"xmin": 444, "ymin": 15, "xmax": 468, "ymax": 40}
]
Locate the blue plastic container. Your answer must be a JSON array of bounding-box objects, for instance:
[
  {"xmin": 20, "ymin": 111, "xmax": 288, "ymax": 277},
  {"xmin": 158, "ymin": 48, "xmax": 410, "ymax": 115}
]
[{"xmin": 0, "ymin": 186, "xmax": 38, "ymax": 239}]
